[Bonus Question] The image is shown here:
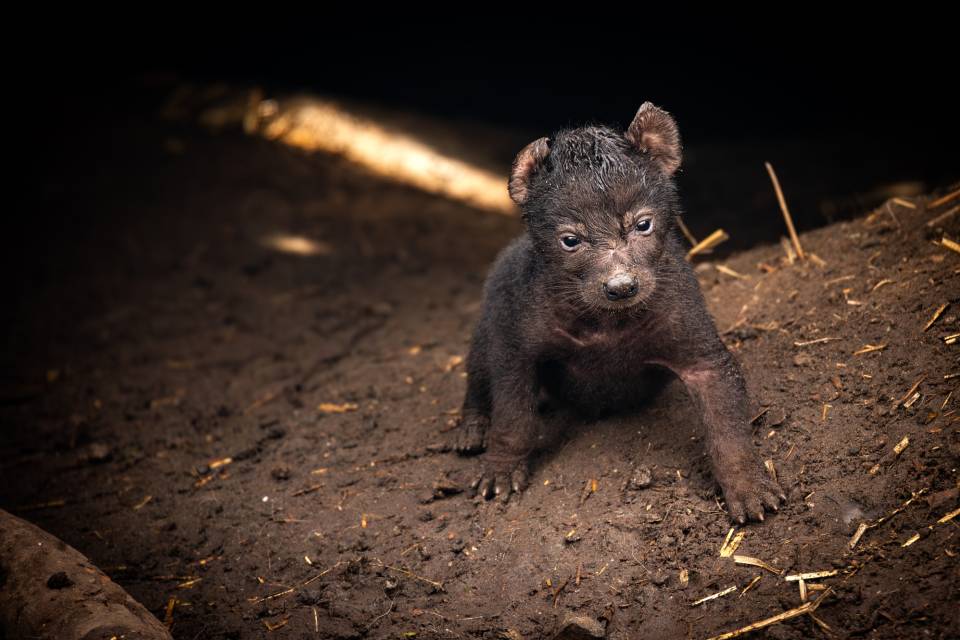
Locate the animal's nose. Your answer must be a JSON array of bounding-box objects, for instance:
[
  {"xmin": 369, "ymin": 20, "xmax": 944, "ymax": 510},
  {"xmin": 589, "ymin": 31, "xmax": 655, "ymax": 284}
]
[{"xmin": 603, "ymin": 274, "xmax": 639, "ymax": 300}]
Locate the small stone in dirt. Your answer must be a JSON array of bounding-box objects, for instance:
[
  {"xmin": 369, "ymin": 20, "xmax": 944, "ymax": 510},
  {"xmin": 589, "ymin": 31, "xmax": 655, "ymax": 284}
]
[
  {"xmin": 651, "ymin": 570, "xmax": 669, "ymax": 587},
  {"xmin": 46, "ymin": 571, "xmax": 73, "ymax": 589},
  {"xmin": 431, "ymin": 475, "xmax": 463, "ymax": 500},
  {"xmin": 554, "ymin": 614, "xmax": 606, "ymax": 640},
  {"xmin": 792, "ymin": 353, "xmax": 813, "ymax": 367},
  {"xmin": 450, "ymin": 538, "xmax": 466, "ymax": 554},
  {"xmin": 764, "ymin": 406, "xmax": 787, "ymax": 427},
  {"xmin": 926, "ymin": 487, "xmax": 960, "ymax": 510},
  {"xmin": 86, "ymin": 443, "xmax": 112, "ymax": 464},
  {"xmin": 270, "ymin": 465, "xmax": 291, "ymax": 481},
  {"xmin": 384, "ymin": 577, "xmax": 400, "ymax": 594},
  {"xmin": 628, "ymin": 465, "xmax": 653, "ymax": 490},
  {"xmin": 296, "ymin": 587, "xmax": 323, "ymax": 605}
]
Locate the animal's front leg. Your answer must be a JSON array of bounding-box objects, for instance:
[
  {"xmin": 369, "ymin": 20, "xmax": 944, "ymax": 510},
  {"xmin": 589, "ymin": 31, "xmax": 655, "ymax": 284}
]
[
  {"xmin": 677, "ymin": 353, "xmax": 785, "ymax": 523},
  {"xmin": 471, "ymin": 368, "xmax": 540, "ymax": 503}
]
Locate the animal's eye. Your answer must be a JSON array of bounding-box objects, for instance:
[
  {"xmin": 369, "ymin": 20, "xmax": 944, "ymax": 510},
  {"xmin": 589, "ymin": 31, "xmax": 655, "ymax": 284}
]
[
  {"xmin": 636, "ymin": 218, "xmax": 653, "ymax": 235},
  {"xmin": 559, "ymin": 234, "xmax": 582, "ymax": 251}
]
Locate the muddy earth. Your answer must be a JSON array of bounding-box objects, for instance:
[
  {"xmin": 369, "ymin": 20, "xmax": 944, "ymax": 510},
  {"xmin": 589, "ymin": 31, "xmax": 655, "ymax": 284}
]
[{"xmin": 2, "ymin": 109, "xmax": 958, "ymax": 639}]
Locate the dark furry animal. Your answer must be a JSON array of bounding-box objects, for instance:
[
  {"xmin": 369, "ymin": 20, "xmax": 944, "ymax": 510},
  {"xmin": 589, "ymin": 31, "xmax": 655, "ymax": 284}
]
[{"xmin": 453, "ymin": 103, "xmax": 784, "ymax": 523}]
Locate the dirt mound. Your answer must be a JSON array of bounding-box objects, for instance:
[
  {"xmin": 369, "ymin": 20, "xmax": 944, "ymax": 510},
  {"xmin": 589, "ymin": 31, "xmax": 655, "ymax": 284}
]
[{"xmin": 2, "ymin": 120, "xmax": 957, "ymax": 639}]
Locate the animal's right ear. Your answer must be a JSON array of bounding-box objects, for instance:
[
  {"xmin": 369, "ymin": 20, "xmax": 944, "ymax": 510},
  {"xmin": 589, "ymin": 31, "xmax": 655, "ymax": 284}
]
[
  {"xmin": 508, "ymin": 137, "xmax": 551, "ymax": 206},
  {"xmin": 625, "ymin": 102, "xmax": 682, "ymax": 176}
]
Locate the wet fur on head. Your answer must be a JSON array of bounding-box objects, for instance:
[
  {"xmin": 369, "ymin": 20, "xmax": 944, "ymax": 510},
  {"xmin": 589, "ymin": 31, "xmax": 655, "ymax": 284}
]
[{"xmin": 508, "ymin": 103, "xmax": 684, "ymax": 314}]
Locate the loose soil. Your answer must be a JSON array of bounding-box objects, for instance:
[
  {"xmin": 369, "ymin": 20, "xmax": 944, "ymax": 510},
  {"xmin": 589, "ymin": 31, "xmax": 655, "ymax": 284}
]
[{"xmin": 2, "ymin": 112, "xmax": 958, "ymax": 639}]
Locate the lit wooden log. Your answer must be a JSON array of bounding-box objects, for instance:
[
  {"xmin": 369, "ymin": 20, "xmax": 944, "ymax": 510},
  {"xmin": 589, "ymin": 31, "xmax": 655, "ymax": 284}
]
[{"xmin": 0, "ymin": 509, "xmax": 172, "ymax": 640}]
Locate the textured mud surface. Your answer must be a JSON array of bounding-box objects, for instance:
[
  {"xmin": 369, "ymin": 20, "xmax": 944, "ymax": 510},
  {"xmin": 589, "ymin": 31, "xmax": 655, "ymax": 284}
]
[{"xmin": 2, "ymin": 115, "xmax": 958, "ymax": 638}]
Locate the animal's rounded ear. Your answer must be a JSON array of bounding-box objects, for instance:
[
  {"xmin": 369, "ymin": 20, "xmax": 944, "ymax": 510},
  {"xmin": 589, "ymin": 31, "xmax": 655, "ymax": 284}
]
[
  {"xmin": 625, "ymin": 102, "xmax": 682, "ymax": 176},
  {"xmin": 509, "ymin": 137, "xmax": 551, "ymax": 205}
]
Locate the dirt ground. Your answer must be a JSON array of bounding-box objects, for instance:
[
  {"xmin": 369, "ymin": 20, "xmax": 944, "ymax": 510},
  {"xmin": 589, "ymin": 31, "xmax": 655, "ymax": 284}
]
[{"xmin": 2, "ymin": 109, "xmax": 958, "ymax": 639}]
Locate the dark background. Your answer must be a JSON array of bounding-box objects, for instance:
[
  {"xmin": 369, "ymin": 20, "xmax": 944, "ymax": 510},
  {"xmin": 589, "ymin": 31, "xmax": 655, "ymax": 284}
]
[
  {"xmin": 205, "ymin": 44, "xmax": 956, "ymax": 146},
  {"xmin": 22, "ymin": 37, "xmax": 959, "ymax": 194},
  {"xmin": 13, "ymin": 37, "xmax": 960, "ymax": 267},
  {"xmin": 34, "ymin": 38, "xmax": 956, "ymax": 141}
]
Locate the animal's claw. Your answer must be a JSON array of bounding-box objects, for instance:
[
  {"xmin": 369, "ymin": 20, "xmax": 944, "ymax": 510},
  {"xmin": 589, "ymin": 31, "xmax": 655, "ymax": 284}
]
[
  {"xmin": 471, "ymin": 457, "xmax": 529, "ymax": 504},
  {"xmin": 717, "ymin": 451, "xmax": 786, "ymax": 524}
]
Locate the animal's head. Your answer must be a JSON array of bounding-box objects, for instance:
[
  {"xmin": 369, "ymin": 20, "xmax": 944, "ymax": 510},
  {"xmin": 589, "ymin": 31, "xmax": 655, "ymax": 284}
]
[{"xmin": 509, "ymin": 102, "xmax": 683, "ymax": 312}]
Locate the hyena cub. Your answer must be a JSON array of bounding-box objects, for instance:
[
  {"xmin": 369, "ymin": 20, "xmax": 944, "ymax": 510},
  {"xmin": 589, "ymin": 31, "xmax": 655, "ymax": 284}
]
[{"xmin": 453, "ymin": 102, "xmax": 784, "ymax": 523}]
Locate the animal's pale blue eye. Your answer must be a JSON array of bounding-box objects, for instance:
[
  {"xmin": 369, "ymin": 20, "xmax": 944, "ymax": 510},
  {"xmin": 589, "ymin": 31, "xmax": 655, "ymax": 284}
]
[
  {"xmin": 636, "ymin": 218, "xmax": 653, "ymax": 235},
  {"xmin": 560, "ymin": 234, "xmax": 581, "ymax": 251}
]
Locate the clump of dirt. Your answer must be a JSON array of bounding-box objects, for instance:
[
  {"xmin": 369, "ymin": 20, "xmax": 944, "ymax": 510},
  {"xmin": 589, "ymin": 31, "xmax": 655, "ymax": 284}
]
[{"xmin": 2, "ymin": 114, "xmax": 957, "ymax": 640}]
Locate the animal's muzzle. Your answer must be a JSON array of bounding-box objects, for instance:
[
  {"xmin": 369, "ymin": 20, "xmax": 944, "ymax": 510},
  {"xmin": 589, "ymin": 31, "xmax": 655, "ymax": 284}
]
[{"xmin": 602, "ymin": 273, "xmax": 639, "ymax": 301}]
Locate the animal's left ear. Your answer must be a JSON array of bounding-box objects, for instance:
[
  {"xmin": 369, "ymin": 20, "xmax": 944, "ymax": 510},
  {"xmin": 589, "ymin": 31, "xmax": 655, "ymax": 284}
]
[
  {"xmin": 625, "ymin": 102, "xmax": 682, "ymax": 176},
  {"xmin": 509, "ymin": 137, "xmax": 551, "ymax": 206}
]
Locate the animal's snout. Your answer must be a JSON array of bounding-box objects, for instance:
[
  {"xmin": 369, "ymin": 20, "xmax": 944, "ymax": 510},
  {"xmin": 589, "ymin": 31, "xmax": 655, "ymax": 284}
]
[{"xmin": 603, "ymin": 273, "xmax": 639, "ymax": 301}]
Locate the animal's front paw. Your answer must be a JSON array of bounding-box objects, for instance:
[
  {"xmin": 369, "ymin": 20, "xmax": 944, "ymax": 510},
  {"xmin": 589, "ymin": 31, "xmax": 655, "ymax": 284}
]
[
  {"xmin": 470, "ymin": 457, "xmax": 528, "ymax": 503},
  {"xmin": 716, "ymin": 450, "xmax": 786, "ymax": 524},
  {"xmin": 451, "ymin": 412, "xmax": 489, "ymax": 454}
]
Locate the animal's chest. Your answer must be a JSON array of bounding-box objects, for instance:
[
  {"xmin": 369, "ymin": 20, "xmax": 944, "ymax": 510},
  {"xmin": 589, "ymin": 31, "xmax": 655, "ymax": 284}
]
[
  {"xmin": 540, "ymin": 315, "xmax": 671, "ymax": 393},
  {"xmin": 557, "ymin": 328, "xmax": 643, "ymax": 375}
]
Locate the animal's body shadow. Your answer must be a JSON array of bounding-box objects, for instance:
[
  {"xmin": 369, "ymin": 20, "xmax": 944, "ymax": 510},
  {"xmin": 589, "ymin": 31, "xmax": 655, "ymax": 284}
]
[{"xmin": 515, "ymin": 366, "xmax": 713, "ymax": 495}]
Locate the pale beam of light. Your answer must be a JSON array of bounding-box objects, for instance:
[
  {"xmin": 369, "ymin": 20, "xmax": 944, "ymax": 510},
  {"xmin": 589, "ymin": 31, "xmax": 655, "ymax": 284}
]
[
  {"xmin": 261, "ymin": 234, "xmax": 332, "ymax": 257},
  {"xmin": 249, "ymin": 97, "xmax": 516, "ymax": 215}
]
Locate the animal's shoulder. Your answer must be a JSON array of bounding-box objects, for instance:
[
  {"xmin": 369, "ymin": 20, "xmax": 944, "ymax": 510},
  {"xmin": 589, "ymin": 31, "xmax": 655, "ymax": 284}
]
[{"xmin": 484, "ymin": 235, "xmax": 536, "ymax": 295}]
